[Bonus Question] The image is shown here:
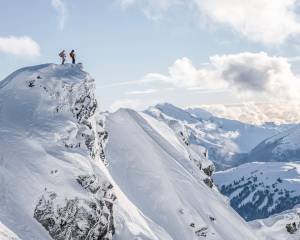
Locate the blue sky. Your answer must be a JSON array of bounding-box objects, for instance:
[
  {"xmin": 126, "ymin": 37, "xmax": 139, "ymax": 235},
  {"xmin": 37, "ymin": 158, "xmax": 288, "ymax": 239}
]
[{"xmin": 1, "ymin": 0, "xmax": 300, "ymax": 121}]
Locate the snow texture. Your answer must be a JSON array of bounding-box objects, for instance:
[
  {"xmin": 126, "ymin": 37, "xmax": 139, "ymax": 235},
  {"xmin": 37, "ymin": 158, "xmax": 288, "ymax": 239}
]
[
  {"xmin": 0, "ymin": 63, "xmax": 259, "ymax": 240},
  {"xmin": 245, "ymin": 125, "xmax": 300, "ymax": 163},
  {"xmin": 250, "ymin": 205, "xmax": 300, "ymax": 240},
  {"xmin": 0, "ymin": 64, "xmax": 115, "ymax": 240},
  {"xmin": 214, "ymin": 162, "xmax": 300, "ymax": 221},
  {"xmin": 105, "ymin": 108, "xmax": 258, "ymax": 240}
]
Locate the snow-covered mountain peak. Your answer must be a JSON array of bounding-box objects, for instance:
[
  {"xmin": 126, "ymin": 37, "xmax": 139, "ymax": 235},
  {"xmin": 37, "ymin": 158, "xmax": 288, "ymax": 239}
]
[
  {"xmin": 0, "ymin": 65, "xmax": 259, "ymax": 239},
  {"xmin": 0, "ymin": 63, "xmax": 95, "ymax": 121},
  {"xmin": 152, "ymin": 102, "xmax": 200, "ymax": 123},
  {"xmin": 0, "ymin": 64, "xmax": 115, "ymax": 239}
]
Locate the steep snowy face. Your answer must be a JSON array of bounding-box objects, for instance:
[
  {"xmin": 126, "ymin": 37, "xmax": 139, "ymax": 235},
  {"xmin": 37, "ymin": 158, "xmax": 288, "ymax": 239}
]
[
  {"xmin": 105, "ymin": 108, "xmax": 258, "ymax": 240},
  {"xmin": 146, "ymin": 104, "xmax": 215, "ymax": 177},
  {"xmin": 214, "ymin": 162, "xmax": 300, "ymax": 221},
  {"xmin": 0, "ymin": 64, "xmax": 115, "ymax": 240},
  {"xmin": 245, "ymin": 125, "xmax": 300, "ymax": 163},
  {"xmin": 250, "ymin": 205, "xmax": 300, "ymax": 240},
  {"xmin": 146, "ymin": 103, "xmax": 279, "ymax": 169}
]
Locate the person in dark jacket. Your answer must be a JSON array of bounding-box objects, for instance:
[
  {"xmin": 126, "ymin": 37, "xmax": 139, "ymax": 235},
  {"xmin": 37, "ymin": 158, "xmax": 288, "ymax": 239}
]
[{"xmin": 70, "ymin": 50, "xmax": 76, "ymax": 64}]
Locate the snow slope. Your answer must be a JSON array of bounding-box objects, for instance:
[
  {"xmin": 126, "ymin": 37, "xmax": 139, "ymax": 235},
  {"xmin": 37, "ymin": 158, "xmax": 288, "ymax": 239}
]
[
  {"xmin": 250, "ymin": 205, "xmax": 300, "ymax": 240},
  {"xmin": 245, "ymin": 125, "xmax": 300, "ymax": 163},
  {"xmin": 146, "ymin": 103, "xmax": 280, "ymax": 169},
  {"xmin": 0, "ymin": 63, "xmax": 258, "ymax": 240},
  {"xmin": 105, "ymin": 108, "xmax": 258, "ymax": 240},
  {"xmin": 0, "ymin": 64, "xmax": 172, "ymax": 240},
  {"xmin": 214, "ymin": 162, "xmax": 300, "ymax": 221},
  {"xmin": 0, "ymin": 63, "xmax": 117, "ymax": 239}
]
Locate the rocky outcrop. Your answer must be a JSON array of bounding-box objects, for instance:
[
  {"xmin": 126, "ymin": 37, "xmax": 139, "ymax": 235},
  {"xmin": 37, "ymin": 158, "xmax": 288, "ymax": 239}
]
[
  {"xmin": 37, "ymin": 65, "xmax": 108, "ymax": 165},
  {"xmin": 203, "ymin": 165, "xmax": 214, "ymax": 177},
  {"xmin": 286, "ymin": 222, "xmax": 299, "ymax": 234},
  {"xmin": 34, "ymin": 175, "xmax": 116, "ymax": 240},
  {"xmin": 26, "ymin": 64, "xmax": 116, "ymax": 239},
  {"xmin": 203, "ymin": 178, "xmax": 214, "ymax": 188}
]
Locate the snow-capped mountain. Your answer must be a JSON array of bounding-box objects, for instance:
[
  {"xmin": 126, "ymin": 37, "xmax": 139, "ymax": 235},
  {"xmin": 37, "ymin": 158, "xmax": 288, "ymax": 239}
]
[
  {"xmin": 214, "ymin": 162, "xmax": 300, "ymax": 221},
  {"xmin": 0, "ymin": 64, "xmax": 258, "ymax": 240},
  {"xmin": 145, "ymin": 103, "xmax": 281, "ymax": 169},
  {"xmin": 244, "ymin": 125, "xmax": 300, "ymax": 163},
  {"xmin": 250, "ymin": 205, "xmax": 300, "ymax": 240},
  {"xmin": 0, "ymin": 63, "xmax": 117, "ymax": 240}
]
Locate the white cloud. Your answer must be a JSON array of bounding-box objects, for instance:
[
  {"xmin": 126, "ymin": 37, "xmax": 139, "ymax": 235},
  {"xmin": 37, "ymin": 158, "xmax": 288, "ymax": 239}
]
[
  {"xmin": 51, "ymin": 0, "xmax": 67, "ymax": 30},
  {"xmin": 125, "ymin": 88, "xmax": 159, "ymax": 95},
  {"xmin": 109, "ymin": 96, "xmax": 163, "ymax": 112},
  {"xmin": 118, "ymin": 0, "xmax": 300, "ymax": 44},
  {"xmin": 210, "ymin": 52, "xmax": 299, "ymax": 100},
  {"xmin": 0, "ymin": 36, "xmax": 40, "ymax": 57},
  {"xmin": 109, "ymin": 98, "xmax": 146, "ymax": 112},
  {"xmin": 143, "ymin": 52, "xmax": 300, "ymax": 102},
  {"xmin": 118, "ymin": 0, "xmax": 181, "ymax": 20},
  {"xmin": 198, "ymin": 102, "xmax": 300, "ymax": 124},
  {"xmin": 195, "ymin": 0, "xmax": 300, "ymax": 44}
]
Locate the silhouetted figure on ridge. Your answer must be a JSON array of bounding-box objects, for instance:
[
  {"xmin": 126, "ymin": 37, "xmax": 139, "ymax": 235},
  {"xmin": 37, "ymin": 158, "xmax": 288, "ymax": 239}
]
[
  {"xmin": 70, "ymin": 50, "xmax": 76, "ymax": 64},
  {"xmin": 59, "ymin": 50, "xmax": 66, "ymax": 65}
]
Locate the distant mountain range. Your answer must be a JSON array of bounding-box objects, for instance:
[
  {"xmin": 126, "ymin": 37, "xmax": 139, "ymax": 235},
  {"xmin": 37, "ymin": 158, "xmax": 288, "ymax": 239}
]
[{"xmin": 145, "ymin": 103, "xmax": 298, "ymax": 170}]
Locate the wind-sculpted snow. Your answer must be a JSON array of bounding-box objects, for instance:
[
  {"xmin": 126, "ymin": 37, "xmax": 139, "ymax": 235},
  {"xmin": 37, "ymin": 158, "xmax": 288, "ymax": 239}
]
[
  {"xmin": 214, "ymin": 162, "xmax": 300, "ymax": 221},
  {"xmin": 105, "ymin": 108, "xmax": 258, "ymax": 240},
  {"xmin": 0, "ymin": 64, "xmax": 115, "ymax": 239}
]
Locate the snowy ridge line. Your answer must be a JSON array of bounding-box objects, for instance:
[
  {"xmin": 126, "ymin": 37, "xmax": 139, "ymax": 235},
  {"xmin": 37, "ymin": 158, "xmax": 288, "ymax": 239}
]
[{"xmin": 105, "ymin": 108, "xmax": 258, "ymax": 239}]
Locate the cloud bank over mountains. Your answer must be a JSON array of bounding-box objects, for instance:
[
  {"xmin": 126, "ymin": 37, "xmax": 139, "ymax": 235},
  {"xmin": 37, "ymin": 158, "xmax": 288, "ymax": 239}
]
[
  {"xmin": 109, "ymin": 52, "xmax": 300, "ymax": 124},
  {"xmin": 198, "ymin": 102, "xmax": 300, "ymax": 124},
  {"xmin": 143, "ymin": 52, "xmax": 300, "ymax": 103}
]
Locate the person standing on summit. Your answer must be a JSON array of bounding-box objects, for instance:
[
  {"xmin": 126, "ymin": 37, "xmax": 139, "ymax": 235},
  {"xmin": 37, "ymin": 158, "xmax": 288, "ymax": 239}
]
[
  {"xmin": 59, "ymin": 50, "xmax": 66, "ymax": 65},
  {"xmin": 70, "ymin": 50, "xmax": 76, "ymax": 64}
]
